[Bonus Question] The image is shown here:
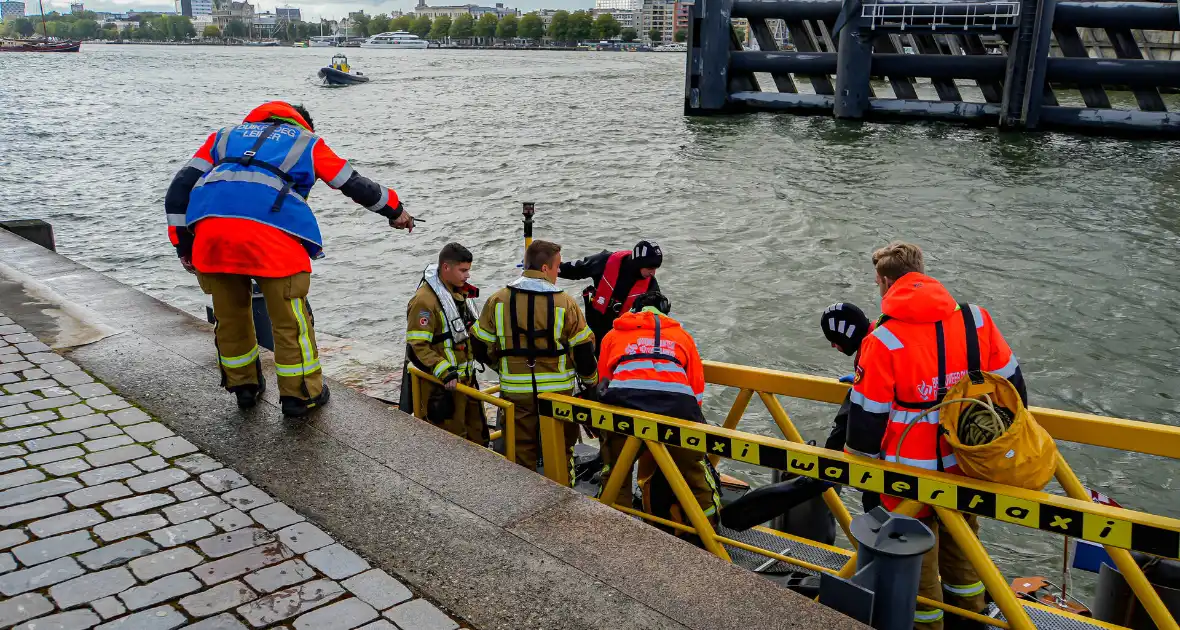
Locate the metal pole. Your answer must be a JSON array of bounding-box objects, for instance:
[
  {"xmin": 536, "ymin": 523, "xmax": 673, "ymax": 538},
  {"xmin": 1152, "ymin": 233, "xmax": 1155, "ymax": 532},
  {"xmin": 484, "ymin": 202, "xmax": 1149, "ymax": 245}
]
[
  {"xmin": 539, "ymin": 413, "xmax": 571, "ymax": 486},
  {"xmin": 1055, "ymin": 455, "xmax": 1179, "ymax": 630},
  {"xmin": 522, "ymin": 202, "xmax": 534, "ymax": 251},
  {"xmin": 712, "ymin": 389, "xmax": 754, "ymax": 466},
  {"xmin": 646, "ymin": 441, "xmax": 732, "ymax": 561},
  {"xmin": 598, "ymin": 436, "xmax": 643, "ymax": 508},
  {"xmin": 935, "ymin": 507, "xmax": 1037, "ymax": 630},
  {"xmin": 759, "ymin": 392, "xmax": 855, "ymax": 545}
]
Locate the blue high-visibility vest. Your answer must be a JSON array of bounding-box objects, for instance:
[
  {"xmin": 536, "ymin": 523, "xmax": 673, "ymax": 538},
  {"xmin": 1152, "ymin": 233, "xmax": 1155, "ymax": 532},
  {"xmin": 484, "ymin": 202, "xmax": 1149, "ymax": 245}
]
[{"xmin": 187, "ymin": 122, "xmax": 324, "ymax": 258}]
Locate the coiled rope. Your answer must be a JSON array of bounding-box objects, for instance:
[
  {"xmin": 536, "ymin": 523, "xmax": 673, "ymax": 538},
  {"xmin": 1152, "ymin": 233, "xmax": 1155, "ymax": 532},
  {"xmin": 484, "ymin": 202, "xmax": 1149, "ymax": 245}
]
[{"xmin": 896, "ymin": 394, "xmax": 1014, "ymax": 455}]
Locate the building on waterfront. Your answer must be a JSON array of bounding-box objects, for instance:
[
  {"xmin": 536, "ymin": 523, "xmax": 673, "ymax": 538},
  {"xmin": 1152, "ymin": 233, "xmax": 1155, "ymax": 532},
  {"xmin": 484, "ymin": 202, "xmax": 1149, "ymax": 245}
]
[
  {"xmin": 595, "ymin": 0, "xmax": 639, "ymax": 11},
  {"xmin": 411, "ymin": 1, "xmax": 519, "ymax": 20},
  {"xmin": 69, "ymin": 2, "xmax": 83, "ymax": 14},
  {"xmin": 276, "ymin": 6, "xmax": 299, "ymax": 21},
  {"xmin": 0, "ymin": 0, "xmax": 24, "ymax": 21},
  {"xmin": 591, "ymin": 7, "xmax": 636, "ymax": 30},
  {"xmin": 176, "ymin": 0, "xmax": 212, "ymax": 17},
  {"xmin": 639, "ymin": 0, "xmax": 674, "ymax": 42},
  {"xmin": 212, "ymin": 0, "xmax": 253, "ymax": 29},
  {"xmin": 674, "ymin": 1, "xmax": 688, "ymax": 35}
]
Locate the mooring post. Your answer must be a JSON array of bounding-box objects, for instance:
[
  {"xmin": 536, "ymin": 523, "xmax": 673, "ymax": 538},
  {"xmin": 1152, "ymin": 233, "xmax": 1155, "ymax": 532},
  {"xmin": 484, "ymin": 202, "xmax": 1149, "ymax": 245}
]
[
  {"xmin": 684, "ymin": 0, "xmax": 736, "ymax": 114},
  {"xmin": 833, "ymin": 14, "xmax": 873, "ymax": 119},
  {"xmin": 1000, "ymin": 0, "xmax": 1058, "ymax": 129},
  {"xmin": 0, "ymin": 219, "xmax": 56, "ymax": 252}
]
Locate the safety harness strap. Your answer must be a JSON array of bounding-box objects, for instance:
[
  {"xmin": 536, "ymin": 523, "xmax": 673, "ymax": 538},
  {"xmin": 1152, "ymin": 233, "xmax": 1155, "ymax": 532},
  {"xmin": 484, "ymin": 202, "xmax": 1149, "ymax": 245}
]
[
  {"xmin": 893, "ymin": 303, "xmax": 985, "ymax": 410},
  {"xmin": 499, "ymin": 289, "xmax": 566, "ymax": 358},
  {"xmin": 236, "ymin": 123, "xmax": 278, "ymax": 168},
  {"xmin": 961, "ymin": 302, "xmax": 985, "ymax": 384}
]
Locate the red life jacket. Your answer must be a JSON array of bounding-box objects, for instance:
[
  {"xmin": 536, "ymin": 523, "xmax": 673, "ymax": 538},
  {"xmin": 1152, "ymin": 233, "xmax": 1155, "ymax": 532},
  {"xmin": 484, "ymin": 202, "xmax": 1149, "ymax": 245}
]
[{"xmin": 589, "ymin": 251, "xmax": 651, "ymax": 315}]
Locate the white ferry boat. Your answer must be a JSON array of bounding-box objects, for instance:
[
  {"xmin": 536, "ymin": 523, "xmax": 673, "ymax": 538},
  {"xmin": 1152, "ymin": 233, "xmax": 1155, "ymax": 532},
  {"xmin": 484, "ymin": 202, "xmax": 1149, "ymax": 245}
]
[{"xmin": 360, "ymin": 31, "xmax": 429, "ymax": 49}]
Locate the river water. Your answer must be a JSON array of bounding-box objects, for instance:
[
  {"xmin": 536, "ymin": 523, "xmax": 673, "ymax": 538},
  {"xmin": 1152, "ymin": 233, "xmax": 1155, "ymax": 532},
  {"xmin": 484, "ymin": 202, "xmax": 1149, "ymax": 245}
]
[{"xmin": 1, "ymin": 45, "xmax": 1178, "ymax": 587}]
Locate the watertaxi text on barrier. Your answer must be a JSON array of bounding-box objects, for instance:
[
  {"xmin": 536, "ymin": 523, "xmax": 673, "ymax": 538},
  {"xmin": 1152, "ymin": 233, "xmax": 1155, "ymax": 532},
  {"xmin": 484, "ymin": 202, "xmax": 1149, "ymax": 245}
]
[{"xmin": 407, "ymin": 360, "xmax": 1180, "ymax": 630}]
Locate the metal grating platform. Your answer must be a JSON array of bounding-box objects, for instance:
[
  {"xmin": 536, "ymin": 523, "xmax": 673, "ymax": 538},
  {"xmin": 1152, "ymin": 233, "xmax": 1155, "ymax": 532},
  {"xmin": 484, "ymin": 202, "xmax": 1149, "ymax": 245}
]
[
  {"xmin": 719, "ymin": 525, "xmax": 851, "ymax": 575},
  {"xmin": 986, "ymin": 603, "xmax": 1120, "ymax": 630}
]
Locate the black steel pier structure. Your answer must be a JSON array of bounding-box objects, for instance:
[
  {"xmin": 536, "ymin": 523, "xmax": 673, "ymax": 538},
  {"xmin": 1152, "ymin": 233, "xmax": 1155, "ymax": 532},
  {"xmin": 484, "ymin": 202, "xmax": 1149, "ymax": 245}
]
[{"xmin": 683, "ymin": 0, "xmax": 1180, "ymax": 136}]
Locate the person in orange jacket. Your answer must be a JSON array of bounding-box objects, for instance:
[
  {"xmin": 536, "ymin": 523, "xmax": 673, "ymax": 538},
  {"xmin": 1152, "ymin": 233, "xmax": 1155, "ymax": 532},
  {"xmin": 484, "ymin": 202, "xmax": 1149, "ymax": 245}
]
[
  {"xmin": 845, "ymin": 242, "xmax": 1027, "ymax": 630},
  {"xmin": 596, "ymin": 291, "xmax": 721, "ymax": 538},
  {"xmin": 164, "ymin": 101, "xmax": 415, "ymax": 416}
]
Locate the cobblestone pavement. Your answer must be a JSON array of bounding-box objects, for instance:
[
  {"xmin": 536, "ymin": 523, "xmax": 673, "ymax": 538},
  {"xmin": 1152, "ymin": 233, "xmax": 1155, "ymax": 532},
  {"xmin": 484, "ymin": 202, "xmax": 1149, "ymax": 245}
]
[{"xmin": 0, "ymin": 312, "xmax": 465, "ymax": 630}]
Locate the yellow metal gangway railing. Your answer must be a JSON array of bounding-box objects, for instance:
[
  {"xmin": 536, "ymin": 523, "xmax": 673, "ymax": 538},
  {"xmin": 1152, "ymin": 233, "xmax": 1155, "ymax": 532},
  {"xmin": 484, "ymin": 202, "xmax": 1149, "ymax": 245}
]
[
  {"xmin": 405, "ymin": 364, "xmax": 518, "ymax": 463},
  {"xmin": 522, "ymin": 361, "xmax": 1180, "ymax": 630}
]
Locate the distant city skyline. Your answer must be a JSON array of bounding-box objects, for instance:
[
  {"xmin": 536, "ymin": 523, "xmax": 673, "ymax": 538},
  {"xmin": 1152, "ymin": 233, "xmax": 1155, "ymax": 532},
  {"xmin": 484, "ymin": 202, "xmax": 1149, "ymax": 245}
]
[{"xmin": 26, "ymin": 0, "xmax": 595, "ymax": 19}]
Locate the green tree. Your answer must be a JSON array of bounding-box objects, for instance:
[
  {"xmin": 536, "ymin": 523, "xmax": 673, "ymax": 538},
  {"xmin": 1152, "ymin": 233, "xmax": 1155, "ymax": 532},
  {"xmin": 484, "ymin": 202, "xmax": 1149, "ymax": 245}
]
[
  {"xmin": 391, "ymin": 14, "xmax": 411, "ymax": 32},
  {"xmin": 429, "ymin": 15, "xmax": 451, "ymax": 40},
  {"xmin": 567, "ymin": 10, "xmax": 592, "ymax": 42},
  {"xmin": 648, "ymin": 26, "xmax": 661, "ymax": 43},
  {"xmin": 731, "ymin": 26, "xmax": 744, "ymax": 42},
  {"xmin": 495, "ymin": 13, "xmax": 517, "ymax": 41},
  {"xmin": 517, "ymin": 12, "xmax": 543, "ymax": 42},
  {"xmin": 11, "ymin": 18, "xmax": 35, "ymax": 37},
  {"xmin": 547, "ymin": 10, "xmax": 569, "ymax": 44},
  {"xmin": 367, "ymin": 13, "xmax": 389, "ymax": 35},
  {"xmin": 224, "ymin": 19, "xmax": 248, "ymax": 38},
  {"xmin": 350, "ymin": 12, "xmax": 370, "ymax": 35},
  {"xmin": 592, "ymin": 13, "xmax": 620, "ymax": 40},
  {"xmin": 674, "ymin": 28, "xmax": 686, "ymax": 42},
  {"xmin": 295, "ymin": 21, "xmax": 309, "ymax": 40},
  {"xmin": 70, "ymin": 18, "xmax": 98, "ymax": 39},
  {"xmin": 449, "ymin": 13, "xmax": 474, "ymax": 41},
  {"xmin": 409, "ymin": 14, "xmax": 431, "ymax": 38},
  {"xmin": 101, "ymin": 26, "xmax": 118, "ymax": 39},
  {"xmin": 474, "ymin": 12, "xmax": 497, "ymax": 44},
  {"xmin": 202, "ymin": 24, "xmax": 221, "ymax": 38},
  {"xmin": 176, "ymin": 16, "xmax": 195, "ymax": 39},
  {"xmin": 620, "ymin": 27, "xmax": 637, "ymax": 42}
]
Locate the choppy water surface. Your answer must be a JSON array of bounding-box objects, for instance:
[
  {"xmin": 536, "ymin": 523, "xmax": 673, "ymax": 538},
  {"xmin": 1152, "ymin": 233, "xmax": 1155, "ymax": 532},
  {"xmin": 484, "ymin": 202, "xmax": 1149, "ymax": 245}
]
[{"xmin": 2, "ymin": 45, "xmax": 1179, "ymax": 586}]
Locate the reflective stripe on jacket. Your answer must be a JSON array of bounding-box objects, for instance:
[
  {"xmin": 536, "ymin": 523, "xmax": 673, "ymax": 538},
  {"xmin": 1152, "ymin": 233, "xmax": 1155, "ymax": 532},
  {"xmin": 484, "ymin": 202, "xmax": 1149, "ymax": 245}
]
[
  {"xmin": 187, "ymin": 122, "xmax": 324, "ymax": 258},
  {"xmin": 846, "ymin": 273, "xmax": 1021, "ymax": 516},
  {"xmin": 472, "ymin": 272, "xmax": 597, "ymax": 396},
  {"xmin": 406, "ymin": 284, "xmax": 477, "ymax": 382},
  {"xmin": 599, "ymin": 310, "xmax": 705, "ymax": 422}
]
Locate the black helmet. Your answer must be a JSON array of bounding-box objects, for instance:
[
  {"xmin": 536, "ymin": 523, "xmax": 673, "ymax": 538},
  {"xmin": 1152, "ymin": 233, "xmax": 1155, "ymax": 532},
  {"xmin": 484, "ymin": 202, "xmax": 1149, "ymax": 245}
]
[
  {"xmin": 821, "ymin": 302, "xmax": 870, "ymax": 356},
  {"xmin": 631, "ymin": 291, "xmax": 671, "ymax": 315},
  {"xmin": 632, "ymin": 240, "xmax": 663, "ymax": 269}
]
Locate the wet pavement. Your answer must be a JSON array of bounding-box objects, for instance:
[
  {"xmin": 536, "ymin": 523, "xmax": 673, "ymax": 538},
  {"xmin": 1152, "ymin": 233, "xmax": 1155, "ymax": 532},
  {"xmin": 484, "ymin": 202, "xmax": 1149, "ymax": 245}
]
[{"xmin": 0, "ymin": 314, "xmax": 464, "ymax": 630}]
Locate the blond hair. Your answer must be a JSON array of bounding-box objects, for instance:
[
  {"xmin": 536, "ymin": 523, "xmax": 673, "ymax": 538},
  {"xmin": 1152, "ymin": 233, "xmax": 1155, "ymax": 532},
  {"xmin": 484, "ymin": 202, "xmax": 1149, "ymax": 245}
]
[{"xmin": 872, "ymin": 242, "xmax": 925, "ymax": 282}]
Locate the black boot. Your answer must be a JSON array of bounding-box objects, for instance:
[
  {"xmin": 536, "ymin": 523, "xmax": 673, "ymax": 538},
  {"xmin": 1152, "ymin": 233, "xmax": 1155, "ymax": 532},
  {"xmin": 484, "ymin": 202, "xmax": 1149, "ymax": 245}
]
[
  {"xmin": 281, "ymin": 384, "xmax": 331, "ymax": 417},
  {"xmin": 232, "ymin": 360, "xmax": 267, "ymax": 409},
  {"xmin": 233, "ymin": 379, "xmax": 266, "ymax": 409}
]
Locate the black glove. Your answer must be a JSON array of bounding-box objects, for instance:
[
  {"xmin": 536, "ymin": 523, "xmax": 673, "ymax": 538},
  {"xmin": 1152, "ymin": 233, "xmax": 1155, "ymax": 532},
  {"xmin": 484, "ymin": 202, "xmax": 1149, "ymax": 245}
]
[{"xmin": 378, "ymin": 200, "xmax": 405, "ymax": 223}]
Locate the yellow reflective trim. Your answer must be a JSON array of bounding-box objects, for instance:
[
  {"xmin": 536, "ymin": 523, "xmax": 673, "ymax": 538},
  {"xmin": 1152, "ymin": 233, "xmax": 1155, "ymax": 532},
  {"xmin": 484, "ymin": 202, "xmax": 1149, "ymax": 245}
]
[
  {"xmin": 433, "ymin": 360, "xmax": 453, "ymax": 378},
  {"xmin": 570, "ymin": 325, "xmax": 593, "ymax": 346},
  {"xmin": 944, "ymin": 581, "xmax": 986, "ymax": 597},
  {"xmin": 275, "ymin": 360, "xmax": 321, "ymax": 376},
  {"xmin": 472, "ymin": 325, "xmax": 496, "ymax": 343},
  {"xmin": 500, "ymin": 380, "xmax": 575, "ymax": 394},
  {"xmin": 220, "ymin": 345, "xmax": 259, "ymax": 368},
  {"xmin": 406, "ymin": 331, "xmax": 433, "ymax": 342},
  {"xmin": 554, "ymin": 307, "xmax": 566, "ymax": 350},
  {"xmin": 915, "ymin": 609, "xmax": 944, "ymax": 623},
  {"xmin": 499, "ymin": 370, "xmax": 576, "ymax": 384},
  {"xmin": 494, "ymin": 302, "xmax": 506, "ymax": 348},
  {"xmin": 291, "ymin": 298, "xmax": 316, "ymax": 365},
  {"xmin": 442, "ymin": 340, "xmax": 459, "ymax": 372}
]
